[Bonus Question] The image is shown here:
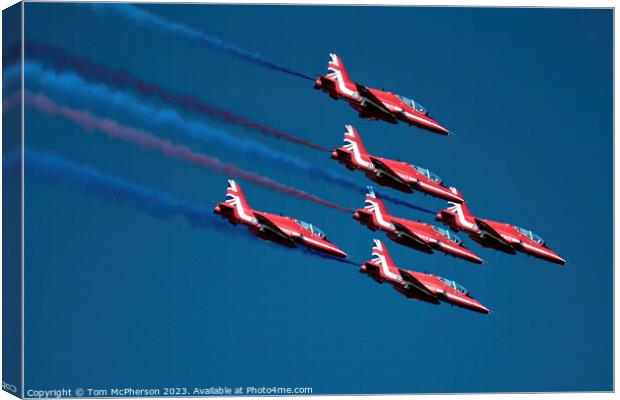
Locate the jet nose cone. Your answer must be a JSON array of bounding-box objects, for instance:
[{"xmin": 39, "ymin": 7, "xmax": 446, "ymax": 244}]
[
  {"xmin": 462, "ymin": 298, "xmax": 491, "ymax": 314},
  {"xmin": 476, "ymin": 304, "xmax": 491, "ymax": 314},
  {"xmin": 331, "ymin": 246, "xmax": 348, "ymax": 259},
  {"xmin": 466, "ymin": 252, "xmax": 484, "ymax": 265},
  {"xmin": 455, "ymin": 246, "xmax": 484, "ymax": 264},
  {"xmin": 436, "ymin": 125, "xmax": 450, "ymax": 135},
  {"xmin": 550, "ymin": 253, "xmax": 567, "ymax": 265},
  {"xmin": 472, "ymin": 256, "xmax": 484, "ymax": 265},
  {"xmin": 425, "ymin": 117, "xmax": 450, "ymax": 135}
]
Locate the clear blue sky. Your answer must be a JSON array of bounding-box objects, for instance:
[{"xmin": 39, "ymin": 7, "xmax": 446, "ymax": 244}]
[{"xmin": 19, "ymin": 4, "xmax": 611, "ymax": 394}]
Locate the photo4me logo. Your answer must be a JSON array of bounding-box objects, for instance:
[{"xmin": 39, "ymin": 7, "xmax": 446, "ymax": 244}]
[{"xmin": 245, "ymin": 386, "xmax": 313, "ymax": 395}]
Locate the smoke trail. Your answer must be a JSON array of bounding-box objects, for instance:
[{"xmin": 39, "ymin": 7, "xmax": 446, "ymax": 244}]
[
  {"xmin": 5, "ymin": 148, "xmax": 233, "ymax": 231},
  {"xmin": 6, "ymin": 41, "xmax": 328, "ymax": 152},
  {"xmin": 88, "ymin": 4, "xmax": 314, "ymax": 81},
  {"xmin": 6, "ymin": 149, "xmax": 357, "ymax": 265},
  {"xmin": 20, "ymin": 91, "xmax": 350, "ymax": 213},
  {"xmin": 15, "ymin": 63, "xmax": 330, "ymax": 177},
  {"xmin": 10, "ymin": 62, "xmax": 435, "ymax": 214}
]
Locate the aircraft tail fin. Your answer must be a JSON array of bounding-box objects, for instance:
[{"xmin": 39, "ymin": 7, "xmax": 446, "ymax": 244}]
[
  {"xmin": 225, "ymin": 179, "xmax": 251, "ymax": 212},
  {"xmin": 437, "ymin": 187, "xmax": 477, "ymax": 232},
  {"xmin": 363, "ymin": 186, "xmax": 391, "ymax": 219},
  {"xmin": 342, "ymin": 124, "xmax": 369, "ymax": 155},
  {"xmin": 369, "ymin": 239, "xmax": 400, "ymax": 278},
  {"xmin": 326, "ymin": 53, "xmax": 353, "ymax": 84}
]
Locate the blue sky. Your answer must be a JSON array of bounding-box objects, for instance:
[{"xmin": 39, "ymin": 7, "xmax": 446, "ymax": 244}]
[{"xmin": 16, "ymin": 4, "xmax": 612, "ymax": 394}]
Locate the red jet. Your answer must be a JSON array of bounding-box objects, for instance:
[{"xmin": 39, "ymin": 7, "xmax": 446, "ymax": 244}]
[
  {"xmin": 332, "ymin": 125, "xmax": 464, "ymax": 202},
  {"xmin": 314, "ymin": 53, "xmax": 449, "ymax": 135},
  {"xmin": 436, "ymin": 188, "xmax": 566, "ymax": 265},
  {"xmin": 214, "ymin": 179, "xmax": 348, "ymax": 258},
  {"xmin": 361, "ymin": 239, "xmax": 490, "ymax": 314},
  {"xmin": 353, "ymin": 187, "xmax": 483, "ymax": 264}
]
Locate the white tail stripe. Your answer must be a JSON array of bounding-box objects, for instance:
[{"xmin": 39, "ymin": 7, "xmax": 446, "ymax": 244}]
[
  {"xmin": 330, "ymin": 67, "xmax": 356, "ymax": 98},
  {"xmin": 450, "ymin": 203, "xmax": 478, "ymax": 231},
  {"xmin": 370, "ymin": 241, "xmax": 400, "ymax": 281},
  {"xmin": 366, "ymin": 199, "xmax": 393, "ymax": 230},
  {"xmin": 342, "ymin": 126, "xmax": 372, "ymax": 169},
  {"xmin": 349, "ymin": 143, "xmax": 371, "ymax": 168},
  {"xmin": 226, "ymin": 194, "xmax": 254, "ymax": 224},
  {"xmin": 329, "ymin": 53, "xmax": 340, "ymax": 66}
]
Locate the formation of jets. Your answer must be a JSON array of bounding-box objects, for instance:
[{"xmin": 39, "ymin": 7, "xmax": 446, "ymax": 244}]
[{"xmin": 213, "ymin": 53, "xmax": 566, "ymax": 315}]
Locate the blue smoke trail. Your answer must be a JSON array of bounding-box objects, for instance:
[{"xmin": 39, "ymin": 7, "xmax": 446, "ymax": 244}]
[
  {"xmin": 88, "ymin": 3, "xmax": 314, "ymax": 81},
  {"xmin": 13, "ymin": 63, "xmax": 352, "ymax": 185},
  {"xmin": 9, "ymin": 63, "xmax": 434, "ymax": 215},
  {"xmin": 7, "ymin": 149, "xmax": 359, "ymax": 266},
  {"xmin": 6, "ymin": 148, "xmax": 230, "ymax": 231},
  {"xmin": 3, "ymin": 41, "xmax": 328, "ymax": 151}
]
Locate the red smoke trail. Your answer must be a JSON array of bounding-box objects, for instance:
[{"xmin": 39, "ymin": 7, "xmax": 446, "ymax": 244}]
[
  {"xmin": 8, "ymin": 41, "xmax": 329, "ymax": 152},
  {"xmin": 22, "ymin": 91, "xmax": 351, "ymax": 213}
]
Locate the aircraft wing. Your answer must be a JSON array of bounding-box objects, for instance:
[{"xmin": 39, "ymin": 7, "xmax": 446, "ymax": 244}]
[
  {"xmin": 474, "ymin": 218, "xmax": 514, "ymax": 251},
  {"xmin": 254, "ymin": 213, "xmax": 294, "ymax": 243},
  {"xmin": 398, "ymin": 269, "xmax": 437, "ymax": 299},
  {"xmin": 355, "ymin": 83, "xmax": 394, "ymax": 117},
  {"xmin": 368, "ymin": 156, "xmax": 408, "ymax": 187},
  {"xmin": 391, "ymin": 221, "xmax": 433, "ymax": 253}
]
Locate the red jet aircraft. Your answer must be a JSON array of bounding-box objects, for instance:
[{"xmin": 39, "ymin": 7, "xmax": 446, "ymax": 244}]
[
  {"xmin": 332, "ymin": 125, "xmax": 464, "ymax": 202},
  {"xmin": 361, "ymin": 239, "xmax": 490, "ymax": 314},
  {"xmin": 436, "ymin": 188, "xmax": 566, "ymax": 265},
  {"xmin": 353, "ymin": 187, "xmax": 483, "ymax": 264},
  {"xmin": 214, "ymin": 179, "xmax": 348, "ymax": 258},
  {"xmin": 314, "ymin": 53, "xmax": 449, "ymax": 135}
]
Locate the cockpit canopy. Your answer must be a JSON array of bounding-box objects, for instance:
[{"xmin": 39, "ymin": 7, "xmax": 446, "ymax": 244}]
[
  {"xmin": 296, "ymin": 219, "xmax": 327, "ymax": 239},
  {"xmin": 432, "ymin": 226, "xmax": 463, "ymax": 245},
  {"xmin": 397, "ymin": 95, "xmax": 428, "ymax": 115},
  {"xmin": 515, "ymin": 226, "xmax": 545, "ymax": 244},
  {"xmin": 438, "ymin": 277, "xmax": 468, "ymax": 294},
  {"xmin": 414, "ymin": 165, "xmax": 442, "ymax": 184}
]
